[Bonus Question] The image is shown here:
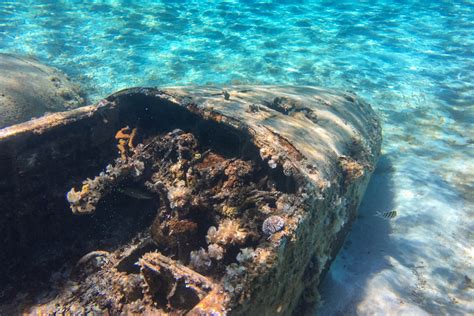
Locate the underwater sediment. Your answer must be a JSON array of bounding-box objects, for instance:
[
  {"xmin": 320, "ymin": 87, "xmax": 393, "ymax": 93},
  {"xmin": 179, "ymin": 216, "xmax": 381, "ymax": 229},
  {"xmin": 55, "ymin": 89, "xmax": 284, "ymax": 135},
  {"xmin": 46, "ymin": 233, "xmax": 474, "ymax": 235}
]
[{"xmin": 0, "ymin": 86, "xmax": 381, "ymax": 315}]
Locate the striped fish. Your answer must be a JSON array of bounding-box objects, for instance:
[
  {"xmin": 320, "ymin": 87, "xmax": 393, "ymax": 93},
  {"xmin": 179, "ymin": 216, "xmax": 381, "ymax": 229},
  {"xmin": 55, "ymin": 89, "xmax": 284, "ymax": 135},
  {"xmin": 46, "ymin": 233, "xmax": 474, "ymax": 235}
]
[{"xmin": 376, "ymin": 210, "xmax": 398, "ymax": 219}]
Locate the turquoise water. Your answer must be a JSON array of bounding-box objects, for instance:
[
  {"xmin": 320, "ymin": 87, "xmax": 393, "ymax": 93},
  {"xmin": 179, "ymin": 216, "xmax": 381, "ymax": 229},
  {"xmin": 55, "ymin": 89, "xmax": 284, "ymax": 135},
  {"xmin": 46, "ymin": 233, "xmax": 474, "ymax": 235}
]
[{"xmin": 1, "ymin": 1, "xmax": 473, "ymax": 314}]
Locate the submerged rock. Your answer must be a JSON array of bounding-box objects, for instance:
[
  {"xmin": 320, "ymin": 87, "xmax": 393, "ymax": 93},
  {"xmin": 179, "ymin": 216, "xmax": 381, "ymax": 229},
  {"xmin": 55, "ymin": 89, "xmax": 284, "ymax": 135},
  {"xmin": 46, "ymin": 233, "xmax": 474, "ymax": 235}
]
[
  {"xmin": 0, "ymin": 53, "xmax": 86, "ymax": 128},
  {"xmin": 0, "ymin": 86, "xmax": 381, "ymax": 315}
]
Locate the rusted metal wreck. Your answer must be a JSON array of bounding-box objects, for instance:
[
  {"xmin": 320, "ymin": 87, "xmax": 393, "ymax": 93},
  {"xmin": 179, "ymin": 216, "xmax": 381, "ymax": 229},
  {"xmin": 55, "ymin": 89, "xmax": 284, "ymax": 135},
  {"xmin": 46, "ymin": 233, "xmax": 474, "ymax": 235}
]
[{"xmin": 0, "ymin": 86, "xmax": 381, "ymax": 315}]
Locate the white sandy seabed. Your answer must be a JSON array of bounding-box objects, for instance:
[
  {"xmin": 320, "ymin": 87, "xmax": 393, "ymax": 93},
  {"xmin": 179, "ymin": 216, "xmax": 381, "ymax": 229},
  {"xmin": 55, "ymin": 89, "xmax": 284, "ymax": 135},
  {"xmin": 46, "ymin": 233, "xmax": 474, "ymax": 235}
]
[{"xmin": 318, "ymin": 130, "xmax": 473, "ymax": 314}]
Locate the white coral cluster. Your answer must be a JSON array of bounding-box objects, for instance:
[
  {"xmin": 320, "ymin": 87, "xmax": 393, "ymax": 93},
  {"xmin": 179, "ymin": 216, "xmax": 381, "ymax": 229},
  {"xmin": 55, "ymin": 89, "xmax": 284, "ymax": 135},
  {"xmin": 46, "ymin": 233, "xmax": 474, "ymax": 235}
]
[
  {"xmin": 189, "ymin": 248, "xmax": 212, "ymax": 272},
  {"xmin": 262, "ymin": 215, "xmax": 285, "ymax": 235},
  {"xmin": 130, "ymin": 160, "xmax": 145, "ymax": 177},
  {"xmin": 167, "ymin": 180, "xmax": 191, "ymax": 209},
  {"xmin": 66, "ymin": 176, "xmax": 108, "ymax": 214},
  {"xmin": 208, "ymin": 243, "xmax": 224, "ymax": 260},
  {"xmin": 206, "ymin": 219, "xmax": 248, "ymax": 246},
  {"xmin": 66, "ymin": 188, "xmax": 82, "ymax": 204},
  {"xmin": 189, "ymin": 244, "xmax": 225, "ymax": 272},
  {"xmin": 66, "ymin": 150, "xmax": 147, "ymax": 214},
  {"xmin": 190, "ymin": 220, "xmax": 250, "ymax": 272},
  {"xmin": 236, "ymin": 247, "xmax": 256, "ymax": 263},
  {"xmin": 234, "ymin": 246, "xmax": 275, "ymax": 268}
]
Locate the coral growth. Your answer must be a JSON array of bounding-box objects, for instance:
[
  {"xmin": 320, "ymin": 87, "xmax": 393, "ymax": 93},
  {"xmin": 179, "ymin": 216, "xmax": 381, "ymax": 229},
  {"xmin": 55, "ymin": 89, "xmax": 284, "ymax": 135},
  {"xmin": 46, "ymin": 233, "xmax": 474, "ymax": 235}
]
[
  {"xmin": 66, "ymin": 126, "xmax": 144, "ymax": 214},
  {"xmin": 190, "ymin": 248, "xmax": 213, "ymax": 272},
  {"xmin": 208, "ymin": 243, "xmax": 225, "ymax": 260},
  {"xmin": 61, "ymin": 128, "xmax": 303, "ymax": 313},
  {"xmin": 338, "ymin": 155, "xmax": 365, "ymax": 185},
  {"xmin": 262, "ymin": 215, "xmax": 285, "ymax": 235},
  {"xmin": 219, "ymin": 204, "xmax": 239, "ymax": 218},
  {"xmin": 66, "ymin": 158, "xmax": 146, "ymax": 214},
  {"xmin": 206, "ymin": 219, "xmax": 248, "ymax": 246},
  {"xmin": 115, "ymin": 126, "xmax": 138, "ymax": 160}
]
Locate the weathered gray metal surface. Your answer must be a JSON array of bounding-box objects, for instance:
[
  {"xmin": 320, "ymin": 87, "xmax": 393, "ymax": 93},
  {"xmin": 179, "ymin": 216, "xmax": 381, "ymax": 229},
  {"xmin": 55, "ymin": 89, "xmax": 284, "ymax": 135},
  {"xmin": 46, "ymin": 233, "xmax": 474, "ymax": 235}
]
[{"xmin": 164, "ymin": 85, "xmax": 381, "ymax": 187}]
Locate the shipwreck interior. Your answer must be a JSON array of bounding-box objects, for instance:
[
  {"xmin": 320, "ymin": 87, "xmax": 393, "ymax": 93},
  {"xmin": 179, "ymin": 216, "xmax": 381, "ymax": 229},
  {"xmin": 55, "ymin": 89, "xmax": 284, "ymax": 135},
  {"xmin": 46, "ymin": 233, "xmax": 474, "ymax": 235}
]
[{"xmin": 0, "ymin": 90, "xmax": 302, "ymax": 314}]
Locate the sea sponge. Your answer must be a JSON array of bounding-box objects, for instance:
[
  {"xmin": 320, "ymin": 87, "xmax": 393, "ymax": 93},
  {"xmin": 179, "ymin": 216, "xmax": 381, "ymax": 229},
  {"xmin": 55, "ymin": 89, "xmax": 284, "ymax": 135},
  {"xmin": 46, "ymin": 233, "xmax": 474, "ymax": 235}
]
[
  {"xmin": 115, "ymin": 126, "xmax": 138, "ymax": 160},
  {"xmin": 115, "ymin": 126, "xmax": 131, "ymax": 140},
  {"xmin": 128, "ymin": 127, "xmax": 137, "ymax": 149},
  {"xmin": 219, "ymin": 204, "xmax": 239, "ymax": 218},
  {"xmin": 117, "ymin": 139, "xmax": 128, "ymax": 161}
]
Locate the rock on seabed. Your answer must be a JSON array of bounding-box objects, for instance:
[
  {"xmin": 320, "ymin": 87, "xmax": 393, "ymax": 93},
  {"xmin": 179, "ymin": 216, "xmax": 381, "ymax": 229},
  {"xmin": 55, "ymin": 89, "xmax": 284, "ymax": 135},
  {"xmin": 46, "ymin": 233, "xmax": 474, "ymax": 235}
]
[{"xmin": 0, "ymin": 53, "xmax": 86, "ymax": 129}]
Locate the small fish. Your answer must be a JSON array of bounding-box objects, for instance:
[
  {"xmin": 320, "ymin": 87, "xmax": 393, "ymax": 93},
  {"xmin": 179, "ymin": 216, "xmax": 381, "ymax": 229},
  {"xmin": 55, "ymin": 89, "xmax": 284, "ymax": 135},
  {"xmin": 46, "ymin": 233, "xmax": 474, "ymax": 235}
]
[
  {"xmin": 118, "ymin": 187, "xmax": 153, "ymax": 200},
  {"xmin": 376, "ymin": 210, "xmax": 398, "ymax": 219}
]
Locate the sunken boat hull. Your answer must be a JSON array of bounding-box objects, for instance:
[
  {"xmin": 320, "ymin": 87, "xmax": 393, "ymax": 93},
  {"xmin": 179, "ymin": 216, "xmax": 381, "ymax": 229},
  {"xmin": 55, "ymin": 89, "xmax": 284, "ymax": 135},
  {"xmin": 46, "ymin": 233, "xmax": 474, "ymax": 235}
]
[{"xmin": 0, "ymin": 86, "xmax": 381, "ymax": 315}]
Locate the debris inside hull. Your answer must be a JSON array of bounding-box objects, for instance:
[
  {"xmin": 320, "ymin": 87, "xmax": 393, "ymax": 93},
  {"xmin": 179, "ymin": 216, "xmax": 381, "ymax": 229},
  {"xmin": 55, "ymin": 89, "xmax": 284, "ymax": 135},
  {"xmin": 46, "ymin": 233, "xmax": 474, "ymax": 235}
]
[
  {"xmin": 47, "ymin": 128, "xmax": 303, "ymax": 314},
  {"xmin": 0, "ymin": 86, "xmax": 382, "ymax": 315}
]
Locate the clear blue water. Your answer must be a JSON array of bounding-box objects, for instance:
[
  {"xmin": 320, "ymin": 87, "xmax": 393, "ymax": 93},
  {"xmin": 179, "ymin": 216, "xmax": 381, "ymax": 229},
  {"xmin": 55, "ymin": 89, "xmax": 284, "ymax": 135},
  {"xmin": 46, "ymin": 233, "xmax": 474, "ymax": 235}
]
[{"xmin": 1, "ymin": 1, "xmax": 473, "ymax": 314}]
